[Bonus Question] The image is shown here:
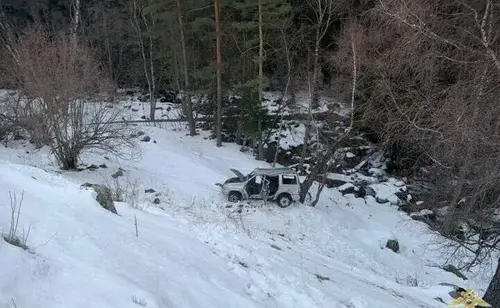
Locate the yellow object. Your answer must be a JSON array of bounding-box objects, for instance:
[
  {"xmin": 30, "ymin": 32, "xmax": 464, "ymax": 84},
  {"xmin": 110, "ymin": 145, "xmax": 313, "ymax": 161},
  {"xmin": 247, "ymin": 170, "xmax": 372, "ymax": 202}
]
[{"xmin": 450, "ymin": 289, "xmax": 491, "ymax": 308}]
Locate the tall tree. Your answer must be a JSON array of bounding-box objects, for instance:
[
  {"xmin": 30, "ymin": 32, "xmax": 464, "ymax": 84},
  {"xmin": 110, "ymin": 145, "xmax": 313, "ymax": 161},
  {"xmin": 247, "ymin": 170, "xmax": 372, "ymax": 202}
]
[
  {"xmin": 130, "ymin": 0, "xmax": 157, "ymax": 120},
  {"xmin": 175, "ymin": 0, "xmax": 196, "ymax": 136},
  {"xmin": 229, "ymin": 0, "xmax": 291, "ymax": 158},
  {"xmin": 297, "ymin": 0, "xmax": 338, "ymax": 173},
  {"xmin": 214, "ymin": 0, "xmax": 222, "ymax": 147}
]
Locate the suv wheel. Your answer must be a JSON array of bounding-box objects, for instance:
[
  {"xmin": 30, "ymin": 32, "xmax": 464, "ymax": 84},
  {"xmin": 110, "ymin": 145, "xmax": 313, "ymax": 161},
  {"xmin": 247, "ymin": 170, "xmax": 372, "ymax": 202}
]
[
  {"xmin": 228, "ymin": 191, "xmax": 242, "ymax": 203},
  {"xmin": 276, "ymin": 193, "xmax": 292, "ymax": 208}
]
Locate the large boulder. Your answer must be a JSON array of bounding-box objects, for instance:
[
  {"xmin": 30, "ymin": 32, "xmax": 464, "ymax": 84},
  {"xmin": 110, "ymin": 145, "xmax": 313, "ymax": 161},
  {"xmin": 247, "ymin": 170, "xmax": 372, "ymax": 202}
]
[
  {"xmin": 81, "ymin": 183, "xmax": 117, "ymax": 214},
  {"xmin": 385, "ymin": 239, "xmax": 400, "ymax": 253}
]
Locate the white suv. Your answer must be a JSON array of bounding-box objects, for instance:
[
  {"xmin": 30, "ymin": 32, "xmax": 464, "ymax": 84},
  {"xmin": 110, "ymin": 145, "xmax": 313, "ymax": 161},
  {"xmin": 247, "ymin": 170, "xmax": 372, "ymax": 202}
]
[{"xmin": 217, "ymin": 168, "xmax": 300, "ymax": 208}]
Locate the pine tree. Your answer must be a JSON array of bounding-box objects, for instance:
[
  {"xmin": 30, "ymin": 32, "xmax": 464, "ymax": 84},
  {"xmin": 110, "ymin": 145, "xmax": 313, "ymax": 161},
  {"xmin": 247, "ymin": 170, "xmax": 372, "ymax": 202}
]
[{"xmin": 229, "ymin": 0, "xmax": 291, "ymax": 159}]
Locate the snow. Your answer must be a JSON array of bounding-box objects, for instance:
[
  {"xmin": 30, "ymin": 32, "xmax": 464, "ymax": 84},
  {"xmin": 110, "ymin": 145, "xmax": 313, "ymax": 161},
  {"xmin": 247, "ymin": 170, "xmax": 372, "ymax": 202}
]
[
  {"xmin": 0, "ymin": 99, "xmax": 495, "ymax": 308},
  {"xmin": 346, "ymin": 152, "xmax": 356, "ymax": 158}
]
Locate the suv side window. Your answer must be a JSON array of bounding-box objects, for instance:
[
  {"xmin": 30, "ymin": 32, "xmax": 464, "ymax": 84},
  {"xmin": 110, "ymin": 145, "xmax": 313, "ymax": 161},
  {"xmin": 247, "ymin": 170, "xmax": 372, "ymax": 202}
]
[{"xmin": 282, "ymin": 175, "xmax": 297, "ymax": 185}]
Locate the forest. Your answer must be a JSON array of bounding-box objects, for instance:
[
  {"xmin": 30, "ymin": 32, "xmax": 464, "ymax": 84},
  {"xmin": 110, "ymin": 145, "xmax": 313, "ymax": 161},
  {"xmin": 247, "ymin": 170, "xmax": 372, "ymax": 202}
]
[{"xmin": 0, "ymin": 0, "xmax": 499, "ymax": 305}]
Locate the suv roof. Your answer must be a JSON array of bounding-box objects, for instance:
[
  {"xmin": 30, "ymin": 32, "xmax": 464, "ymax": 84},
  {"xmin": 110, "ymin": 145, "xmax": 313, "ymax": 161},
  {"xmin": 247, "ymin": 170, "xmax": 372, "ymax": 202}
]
[{"xmin": 253, "ymin": 168, "xmax": 297, "ymax": 177}]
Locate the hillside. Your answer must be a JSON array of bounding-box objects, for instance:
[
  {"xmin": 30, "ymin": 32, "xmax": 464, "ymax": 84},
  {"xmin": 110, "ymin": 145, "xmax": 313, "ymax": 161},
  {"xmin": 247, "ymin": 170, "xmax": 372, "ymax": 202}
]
[{"xmin": 0, "ymin": 98, "xmax": 494, "ymax": 307}]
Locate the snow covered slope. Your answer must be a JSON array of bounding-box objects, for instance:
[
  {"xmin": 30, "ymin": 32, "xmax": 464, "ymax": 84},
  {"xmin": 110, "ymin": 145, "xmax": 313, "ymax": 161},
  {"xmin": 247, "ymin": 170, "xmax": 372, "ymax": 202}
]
[
  {"xmin": 0, "ymin": 103, "xmax": 494, "ymax": 307},
  {"xmin": 0, "ymin": 161, "xmax": 259, "ymax": 308}
]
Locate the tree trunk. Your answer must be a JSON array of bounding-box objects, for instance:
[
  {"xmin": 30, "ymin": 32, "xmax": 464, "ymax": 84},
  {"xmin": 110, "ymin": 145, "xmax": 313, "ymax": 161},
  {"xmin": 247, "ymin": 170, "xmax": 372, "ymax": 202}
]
[
  {"xmin": 176, "ymin": 0, "xmax": 196, "ymax": 136},
  {"xmin": 71, "ymin": 0, "xmax": 80, "ymax": 49},
  {"xmin": 214, "ymin": 0, "xmax": 222, "ymax": 147},
  {"xmin": 143, "ymin": 14, "xmax": 156, "ymax": 121},
  {"xmin": 273, "ymin": 25, "xmax": 293, "ymax": 167},
  {"xmin": 256, "ymin": 0, "xmax": 264, "ymax": 160},
  {"xmin": 484, "ymin": 258, "xmax": 500, "ymax": 308},
  {"xmin": 131, "ymin": 0, "xmax": 154, "ymax": 118},
  {"xmin": 299, "ymin": 147, "xmax": 332, "ymax": 202}
]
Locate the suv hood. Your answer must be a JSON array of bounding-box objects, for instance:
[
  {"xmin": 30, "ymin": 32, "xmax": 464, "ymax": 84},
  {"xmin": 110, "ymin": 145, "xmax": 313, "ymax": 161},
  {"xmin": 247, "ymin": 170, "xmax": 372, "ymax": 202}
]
[{"xmin": 229, "ymin": 168, "xmax": 246, "ymax": 182}]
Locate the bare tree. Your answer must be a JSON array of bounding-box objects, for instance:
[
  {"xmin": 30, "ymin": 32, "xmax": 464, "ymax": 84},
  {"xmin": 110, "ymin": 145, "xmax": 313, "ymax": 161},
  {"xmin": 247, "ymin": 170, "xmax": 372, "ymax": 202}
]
[
  {"xmin": 299, "ymin": 20, "xmax": 366, "ymax": 204},
  {"xmin": 131, "ymin": 0, "xmax": 157, "ymax": 121},
  {"xmin": 297, "ymin": 0, "xmax": 338, "ymax": 173},
  {"xmin": 1, "ymin": 26, "xmax": 138, "ymax": 170},
  {"xmin": 365, "ymin": 1, "xmax": 500, "ymax": 303}
]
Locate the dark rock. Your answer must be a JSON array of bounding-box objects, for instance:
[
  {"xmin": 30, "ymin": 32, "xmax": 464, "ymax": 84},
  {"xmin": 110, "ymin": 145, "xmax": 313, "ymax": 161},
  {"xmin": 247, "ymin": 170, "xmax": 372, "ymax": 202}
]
[
  {"xmin": 131, "ymin": 108, "xmax": 139, "ymax": 112},
  {"xmin": 315, "ymin": 274, "xmax": 331, "ymax": 282},
  {"xmin": 410, "ymin": 210, "xmax": 437, "ymax": 224},
  {"xmin": 325, "ymin": 179, "xmax": 347, "ymax": 188},
  {"xmin": 141, "ymin": 115, "xmax": 146, "ymax": 119},
  {"xmin": 339, "ymin": 185, "xmax": 356, "ymax": 195},
  {"xmin": 106, "ymin": 104, "xmax": 114, "ymax": 108},
  {"xmin": 141, "ymin": 136, "xmax": 151, "ymax": 142},
  {"xmin": 386, "ymin": 239, "xmax": 400, "ymax": 253},
  {"xmin": 363, "ymin": 186, "xmax": 376, "ymax": 197},
  {"xmin": 137, "ymin": 131, "xmax": 146, "ymax": 136},
  {"xmin": 153, "ymin": 197, "xmax": 161, "ymax": 204},
  {"xmin": 395, "ymin": 191, "xmax": 409, "ymax": 202},
  {"xmin": 153, "ymin": 140, "xmax": 157, "ymax": 144},
  {"xmin": 155, "ymin": 107, "xmax": 163, "ymax": 110},
  {"xmin": 99, "ymin": 164, "xmax": 108, "ymax": 169},
  {"xmin": 80, "ymin": 183, "xmax": 117, "ymax": 214},
  {"xmin": 145, "ymin": 188, "xmax": 156, "ymax": 193},
  {"xmin": 111, "ymin": 169, "xmax": 124, "ymax": 178},
  {"xmin": 13, "ymin": 134, "xmax": 25, "ymax": 140},
  {"xmin": 86, "ymin": 164, "xmax": 99, "ymax": 171},
  {"xmin": 398, "ymin": 202, "xmax": 414, "ymax": 214},
  {"xmin": 376, "ymin": 197, "xmax": 390, "ymax": 204},
  {"xmin": 442, "ymin": 264, "xmax": 468, "ymax": 280}
]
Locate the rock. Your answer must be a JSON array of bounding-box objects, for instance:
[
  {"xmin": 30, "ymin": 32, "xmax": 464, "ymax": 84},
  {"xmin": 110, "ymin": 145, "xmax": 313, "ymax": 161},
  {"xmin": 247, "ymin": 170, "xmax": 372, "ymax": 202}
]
[
  {"xmin": 398, "ymin": 202, "xmax": 414, "ymax": 214},
  {"xmin": 145, "ymin": 188, "xmax": 156, "ymax": 193},
  {"xmin": 386, "ymin": 239, "xmax": 400, "ymax": 253},
  {"xmin": 338, "ymin": 183, "xmax": 356, "ymax": 195},
  {"xmin": 376, "ymin": 197, "xmax": 390, "ymax": 204},
  {"xmin": 410, "ymin": 209, "xmax": 437, "ymax": 224},
  {"xmin": 141, "ymin": 136, "xmax": 151, "ymax": 142},
  {"xmin": 323, "ymin": 178, "xmax": 347, "ymax": 188},
  {"xmin": 99, "ymin": 164, "xmax": 108, "ymax": 169},
  {"xmin": 137, "ymin": 131, "xmax": 146, "ymax": 136},
  {"xmin": 111, "ymin": 169, "xmax": 124, "ymax": 178},
  {"xmin": 131, "ymin": 108, "xmax": 139, "ymax": 112},
  {"xmin": 153, "ymin": 197, "xmax": 161, "ymax": 204},
  {"xmin": 442, "ymin": 264, "xmax": 468, "ymax": 280},
  {"xmin": 86, "ymin": 164, "xmax": 99, "ymax": 171},
  {"xmin": 80, "ymin": 183, "xmax": 117, "ymax": 214},
  {"xmin": 141, "ymin": 115, "xmax": 146, "ymax": 119},
  {"xmin": 395, "ymin": 191, "xmax": 410, "ymax": 202},
  {"xmin": 153, "ymin": 140, "xmax": 157, "ymax": 144}
]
